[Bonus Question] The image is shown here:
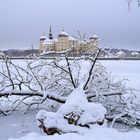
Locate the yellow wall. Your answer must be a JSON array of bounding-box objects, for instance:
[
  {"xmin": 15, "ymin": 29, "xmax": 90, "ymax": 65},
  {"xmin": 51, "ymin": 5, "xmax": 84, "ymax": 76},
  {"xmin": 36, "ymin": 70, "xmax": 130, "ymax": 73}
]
[{"xmin": 39, "ymin": 35, "xmax": 98, "ymax": 54}]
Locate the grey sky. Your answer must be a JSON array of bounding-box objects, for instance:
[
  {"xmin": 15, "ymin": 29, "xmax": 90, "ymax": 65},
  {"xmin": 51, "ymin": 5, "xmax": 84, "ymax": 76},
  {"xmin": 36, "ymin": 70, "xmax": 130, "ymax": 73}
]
[{"xmin": 0, "ymin": 0, "xmax": 139, "ymax": 50}]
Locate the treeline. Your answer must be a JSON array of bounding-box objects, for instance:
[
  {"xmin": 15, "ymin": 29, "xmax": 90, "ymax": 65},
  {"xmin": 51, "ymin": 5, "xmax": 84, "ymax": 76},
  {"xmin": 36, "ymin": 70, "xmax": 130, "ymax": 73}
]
[
  {"xmin": 0, "ymin": 48, "xmax": 139, "ymax": 58},
  {"xmin": 1, "ymin": 49, "xmax": 39, "ymax": 57},
  {"xmin": 99, "ymin": 48, "xmax": 140, "ymax": 57}
]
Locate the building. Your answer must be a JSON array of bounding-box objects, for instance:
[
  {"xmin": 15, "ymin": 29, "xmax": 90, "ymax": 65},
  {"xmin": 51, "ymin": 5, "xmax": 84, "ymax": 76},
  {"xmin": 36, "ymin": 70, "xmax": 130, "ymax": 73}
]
[
  {"xmin": 39, "ymin": 27, "xmax": 99, "ymax": 57},
  {"xmin": 131, "ymin": 52, "xmax": 140, "ymax": 57},
  {"xmin": 115, "ymin": 51, "xmax": 126, "ymax": 59}
]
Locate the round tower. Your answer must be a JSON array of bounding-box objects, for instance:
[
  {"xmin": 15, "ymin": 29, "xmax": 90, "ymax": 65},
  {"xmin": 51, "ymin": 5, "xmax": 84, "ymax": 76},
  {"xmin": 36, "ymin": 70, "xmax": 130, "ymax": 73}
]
[
  {"xmin": 57, "ymin": 28, "xmax": 69, "ymax": 51},
  {"xmin": 39, "ymin": 33, "xmax": 47, "ymax": 53},
  {"xmin": 89, "ymin": 34, "xmax": 98, "ymax": 48}
]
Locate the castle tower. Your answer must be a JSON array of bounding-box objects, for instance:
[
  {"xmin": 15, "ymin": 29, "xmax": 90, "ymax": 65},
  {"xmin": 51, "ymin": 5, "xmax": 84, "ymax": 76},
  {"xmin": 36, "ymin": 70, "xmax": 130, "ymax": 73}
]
[
  {"xmin": 57, "ymin": 28, "xmax": 69, "ymax": 51},
  {"xmin": 89, "ymin": 34, "xmax": 98, "ymax": 48},
  {"xmin": 39, "ymin": 33, "xmax": 47, "ymax": 53},
  {"xmin": 48, "ymin": 26, "xmax": 53, "ymax": 40},
  {"xmin": 88, "ymin": 34, "xmax": 99, "ymax": 53}
]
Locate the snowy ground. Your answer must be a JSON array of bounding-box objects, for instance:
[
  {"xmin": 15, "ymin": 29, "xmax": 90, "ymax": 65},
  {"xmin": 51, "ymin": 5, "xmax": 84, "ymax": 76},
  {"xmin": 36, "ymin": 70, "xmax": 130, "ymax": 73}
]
[
  {"xmin": 8, "ymin": 126, "xmax": 140, "ymax": 140},
  {"xmin": 0, "ymin": 60, "xmax": 140, "ymax": 140}
]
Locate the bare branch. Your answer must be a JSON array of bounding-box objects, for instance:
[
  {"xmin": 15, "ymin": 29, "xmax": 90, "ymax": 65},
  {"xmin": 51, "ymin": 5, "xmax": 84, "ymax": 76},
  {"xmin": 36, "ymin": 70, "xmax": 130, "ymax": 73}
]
[
  {"xmin": 0, "ymin": 91, "xmax": 66, "ymax": 103},
  {"xmin": 83, "ymin": 48, "xmax": 101, "ymax": 90},
  {"xmin": 65, "ymin": 56, "xmax": 76, "ymax": 88}
]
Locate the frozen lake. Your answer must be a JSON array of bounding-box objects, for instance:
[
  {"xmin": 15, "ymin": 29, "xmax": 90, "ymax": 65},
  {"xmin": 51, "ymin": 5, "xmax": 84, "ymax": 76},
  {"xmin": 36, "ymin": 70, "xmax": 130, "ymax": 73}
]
[
  {"xmin": 0, "ymin": 59, "xmax": 139, "ymax": 90},
  {"xmin": 100, "ymin": 60, "xmax": 140, "ymax": 91}
]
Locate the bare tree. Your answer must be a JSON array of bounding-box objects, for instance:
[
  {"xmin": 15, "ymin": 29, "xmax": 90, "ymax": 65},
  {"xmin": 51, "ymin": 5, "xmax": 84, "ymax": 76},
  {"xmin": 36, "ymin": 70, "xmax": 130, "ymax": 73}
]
[
  {"xmin": 126, "ymin": 0, "xmax": 140, "ymax": 10},
  {"xmin": 0, "ymin": 51, "xmax": 140, "ymax": 127}
]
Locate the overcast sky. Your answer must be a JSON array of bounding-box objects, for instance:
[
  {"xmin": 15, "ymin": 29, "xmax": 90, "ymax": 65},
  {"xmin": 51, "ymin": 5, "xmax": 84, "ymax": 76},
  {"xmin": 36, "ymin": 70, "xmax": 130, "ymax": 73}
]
[{"xmin": 0, "ymin": 0, "xmax": 139, "ymax": 50}]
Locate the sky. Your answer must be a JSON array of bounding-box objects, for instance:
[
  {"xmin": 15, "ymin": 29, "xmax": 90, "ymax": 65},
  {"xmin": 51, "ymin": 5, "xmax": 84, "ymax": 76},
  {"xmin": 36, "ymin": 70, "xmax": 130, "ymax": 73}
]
[{"xmin": 0, "ymin": 0, "xmax": 139, "ymax": 50}]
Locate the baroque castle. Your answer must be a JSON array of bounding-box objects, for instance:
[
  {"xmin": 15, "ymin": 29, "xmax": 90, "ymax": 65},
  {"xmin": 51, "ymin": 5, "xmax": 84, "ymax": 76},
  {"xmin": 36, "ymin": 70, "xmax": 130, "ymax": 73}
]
[{"xmin": 39, "ymin": 27, "xmax": 99, "ymax": 57}]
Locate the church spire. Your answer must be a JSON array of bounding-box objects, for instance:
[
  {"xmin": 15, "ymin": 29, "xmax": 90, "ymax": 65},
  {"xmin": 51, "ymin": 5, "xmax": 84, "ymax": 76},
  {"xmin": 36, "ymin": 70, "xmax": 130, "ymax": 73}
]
[
  {"xmin": 62, "ymin": 27, "xmax": 64, "ymax": 31},
  {"xmin": 48, "ymin": 26, "xmax": 53, "ymax": 40}
]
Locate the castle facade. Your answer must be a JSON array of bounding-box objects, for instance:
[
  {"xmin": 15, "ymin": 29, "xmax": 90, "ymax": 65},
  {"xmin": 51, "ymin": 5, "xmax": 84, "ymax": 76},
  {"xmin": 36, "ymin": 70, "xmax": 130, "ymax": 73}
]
[{"xmin": 39, "ymin": 27, "xmax": 99, "ymax": 56}]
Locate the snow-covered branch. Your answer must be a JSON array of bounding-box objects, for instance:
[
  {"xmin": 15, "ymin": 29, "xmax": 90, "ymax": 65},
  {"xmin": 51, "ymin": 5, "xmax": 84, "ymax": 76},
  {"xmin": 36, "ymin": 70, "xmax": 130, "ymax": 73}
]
[
  {"xmin": 0, "ymin": 53, "xmax": 140, "ymax": 127},
  {"xmin": 0, "ymin": 90, "xmax": 66, "ymax": 103}
]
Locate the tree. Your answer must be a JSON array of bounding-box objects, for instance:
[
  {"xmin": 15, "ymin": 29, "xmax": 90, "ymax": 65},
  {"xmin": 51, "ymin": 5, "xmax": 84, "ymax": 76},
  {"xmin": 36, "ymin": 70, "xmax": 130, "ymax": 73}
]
[
  {"xmin": 0, "ymin": 49, "xmax": 140, "ymax": 129},
  {"xmin": 126, "ymin": 0, "xmax": 140, "ymax": 9}
]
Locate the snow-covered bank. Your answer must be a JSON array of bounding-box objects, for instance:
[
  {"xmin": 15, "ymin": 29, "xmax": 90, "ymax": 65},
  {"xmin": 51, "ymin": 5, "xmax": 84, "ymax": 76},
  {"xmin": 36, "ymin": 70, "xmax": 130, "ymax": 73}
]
[
  {"xmin": 8, "ymin": 126, "xmax": 140, "ymax": 140},
  {"xmin": 0, "ymin": 109, "xmax": 134, "ymax": 140}
]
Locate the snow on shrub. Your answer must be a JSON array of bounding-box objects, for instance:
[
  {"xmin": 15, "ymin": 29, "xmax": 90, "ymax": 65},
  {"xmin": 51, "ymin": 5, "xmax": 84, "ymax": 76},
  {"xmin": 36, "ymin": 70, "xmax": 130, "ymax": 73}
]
[{"xmin": 36, "ymin": 88, "xmax": 106, "ymax": 135}]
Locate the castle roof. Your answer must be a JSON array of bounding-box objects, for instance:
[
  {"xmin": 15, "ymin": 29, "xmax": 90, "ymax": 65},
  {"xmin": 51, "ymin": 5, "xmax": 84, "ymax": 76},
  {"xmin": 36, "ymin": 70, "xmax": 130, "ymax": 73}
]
[
  {"xmin": 79, "ymin": 40, "xmax": 87, "ymax": 44},
  {"xmin": 89, "ymin": 34, "xmax": 98, "ymax": 40},
  {"xmin": 58, "ymin": 30, "xmax": 68, "ymax": 37},
  {"xmin": 43, "ymin": 38, "xmax": 54, "ymax": 45},
  {"xmin": 54, "ymin": 38, "xmax": 58, "ymax": 42},
  {"xmin": 40, "ymin": 34, "xmax": 47, "ymax": 41},
  {"xmin": 69, "ymin": 36, "xmax": 78, "ymax": 41}
]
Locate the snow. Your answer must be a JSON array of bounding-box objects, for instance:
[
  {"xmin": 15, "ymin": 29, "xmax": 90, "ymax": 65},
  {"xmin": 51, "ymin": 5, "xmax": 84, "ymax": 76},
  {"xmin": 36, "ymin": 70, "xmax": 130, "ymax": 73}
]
[
  {"xmin": 115, "ymin": 51, "xmax": 125, "ymax": 56},
  {"xmin": 43, "ymin": 38, "xmax": 54, "ymax": 45},
  {"xmin": 79, "ymin": 40, "xmax": 87, "ymax": 44},
  {"xmin": 59, "ymin": 31, "xmax": 68, "ymax": 36},
  {"xmin": 131, "ymin": 52, "xmax": 139, "ymax": 56},
  {"xmin": 53, "ymin": 38, "xmax": 58, "ymax": 42},
  {"xmin": 65, "ymin": 88, "xmax": 88, "ymax": 105},
  {"xmin": 40, "ymin": 35, "xmax": 47, "ymax": 40},
  {"xmin": 90, "ymin": 34, "xmax": 98, "ymax": 39},
  {"xmin": 92, "ymin": 34, "xmax": 98, "ymax": 39},
  {"xmin": 36, "ymin": 88, "xmax": 106, "ymax": 132},
  {"xmin": 69, "ymin": 36, "xmax": 78, "ymax": 41},
  {"xmin": 8, "ymin": 126, "xmax": 140, "ymax": 140},
  {"xmin": 100, "ymin": 60, "xmax": 140, "ymax": 91},
  {"xmin": 0, "ymin": 51, "xmax": 5, "ymax": 57},
  {"xmin": 58, "ymin": 88, "xmax": 106, "ymax": 124},
  {"xmin": 0, "ymin": 59, "xmax": 140, "ymax": 140}
]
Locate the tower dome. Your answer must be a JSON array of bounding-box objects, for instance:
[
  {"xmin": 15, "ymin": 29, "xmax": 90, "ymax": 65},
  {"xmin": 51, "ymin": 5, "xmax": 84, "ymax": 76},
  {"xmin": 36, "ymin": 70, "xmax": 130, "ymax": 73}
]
[
  {"xmin": 58, "ymin": 28, "xmax": 68, "ymax": 37},
  {"xmin": 40, "ymin": 33, "xmax": 47, "ymax": 41},
  {"xmin": 89, "ymin": 34, "xmax": 98, "ymax": 40}
]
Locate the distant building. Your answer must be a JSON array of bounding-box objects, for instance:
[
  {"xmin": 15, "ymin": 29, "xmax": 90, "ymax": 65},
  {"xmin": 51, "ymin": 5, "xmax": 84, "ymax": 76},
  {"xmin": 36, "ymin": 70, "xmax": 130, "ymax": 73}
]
[
  {"xmin": 0, "ymin": 51, "xmax": 5, "ymax": 58},
  {"xmin": 131, "ymin": 52, "xmax": 140, "ymax": 57},
  {"xmin": 115, "ymin": 51, "xmax": 126, "ymax": 58},
  {"xmin": 39, "ymin": 27, "xmax": 98, "ymax": 57}
]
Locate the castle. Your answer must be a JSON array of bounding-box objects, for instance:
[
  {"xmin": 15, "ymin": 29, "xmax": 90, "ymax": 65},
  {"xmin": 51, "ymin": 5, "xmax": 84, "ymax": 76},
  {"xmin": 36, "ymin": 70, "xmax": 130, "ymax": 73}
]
[{"xmin": 39, "ymin": 27, "xmax": 99, "ymax": 57}]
